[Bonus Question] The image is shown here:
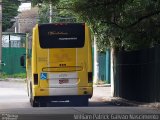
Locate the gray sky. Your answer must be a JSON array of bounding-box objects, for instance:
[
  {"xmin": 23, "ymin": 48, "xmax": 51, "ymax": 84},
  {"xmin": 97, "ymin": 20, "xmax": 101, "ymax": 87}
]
[{"xmin": 18, "ymin": 3, "xmax": 31, "ymax": 11}]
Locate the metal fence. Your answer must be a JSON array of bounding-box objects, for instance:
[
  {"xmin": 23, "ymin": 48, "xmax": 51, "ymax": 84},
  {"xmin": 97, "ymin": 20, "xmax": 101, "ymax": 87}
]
[
  {"xmin": 1, "ymin": 33, "xmax": 26, "ymax": 74},
  {"xmin": 92, "ymin": 48, "xmax": 110, "ymax": 84},
  {"xmin": 114, "ymin": 46, "xmax": 160, "ymax": 102},
  {"xmin": 98, "ymin": 50, "xmax": 110, "ymax": 83}
]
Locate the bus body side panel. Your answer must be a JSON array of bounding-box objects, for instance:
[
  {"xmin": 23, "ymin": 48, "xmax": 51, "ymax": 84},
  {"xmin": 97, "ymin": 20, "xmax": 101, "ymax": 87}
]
[
  {"xmin": 77, "ymin": 25, "xmax": 93, "ymax": 96},
  {"xmin": 31, "ymin": 26, "xmax": 48, "ymax": 97},
  {"xmin": 33, "ymin": 25, "xmax": 49, "ymax": 97}
]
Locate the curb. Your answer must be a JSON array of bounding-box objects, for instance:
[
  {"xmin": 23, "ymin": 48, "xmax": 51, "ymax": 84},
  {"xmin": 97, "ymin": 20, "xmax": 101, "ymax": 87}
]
[
  {"xmin": 110, "ymin": 97, "xmax": 139, "ymax": 106},
  {"xmin": 139, "ymin": 103, "xmax": 160, "ymax": 109},
  {"xmin": 0, "ymin": 78, "xmax": 26, "ymax": 82},
  {"xmin": 109, "ymin": 97, "xmax": 160, "ymax": 109}
]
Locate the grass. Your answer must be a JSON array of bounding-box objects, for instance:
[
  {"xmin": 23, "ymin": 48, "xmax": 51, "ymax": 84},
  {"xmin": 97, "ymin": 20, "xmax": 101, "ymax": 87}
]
[{"xmin": 0, "ymin": 73, "xmax": 26, "ymax": 79}]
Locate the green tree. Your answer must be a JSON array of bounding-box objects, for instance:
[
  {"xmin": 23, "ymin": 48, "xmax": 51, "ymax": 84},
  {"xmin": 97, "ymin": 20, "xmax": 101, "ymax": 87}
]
[
  {"xmin": 33, "ymin": 0, "xmax": 160, "ymax": 51},
  {"xmin": 2, "ymin": 0, "xmax": 20, "ymax": 31},
  {"xmin": 69, "ymin": 0, "xmax": 160, "ymax": 51},
  {"xmin": 32, "ymin": 0, "xmax": 160, "ymax": 98},
  {"xmin": 37, "ymin": 0, "xmax": 77, "ymax": 23},
  {"xmin": 31, "ymin": 0, "xmax": 59, "ymax": 6}
]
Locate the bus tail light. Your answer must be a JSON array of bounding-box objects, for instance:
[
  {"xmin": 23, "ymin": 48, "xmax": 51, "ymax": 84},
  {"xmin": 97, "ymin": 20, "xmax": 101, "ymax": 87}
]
[
  {"xmin": 88, "ymin": 72, "xmax": 93, "ymax": 83},
  {"xmin": 34, "ymin": 74, "xmax": 38, "ymax": 85}
]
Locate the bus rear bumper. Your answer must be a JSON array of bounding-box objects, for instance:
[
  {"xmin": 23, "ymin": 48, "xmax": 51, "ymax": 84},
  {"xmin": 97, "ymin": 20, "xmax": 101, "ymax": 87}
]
[
  {"xmin": 31, "ymin": 95, "xmax": 91, "ymax": 106},
  {"xmin": 34, "ymin": 95, "xmax": 91, "ymax": 102},
  {"xmin": 32, "ymin": 87, "xmax": 92, "ymax": 106},
  {"xmin": 34, "ymin": 87, "xmax": 93, "ymax": 97}
]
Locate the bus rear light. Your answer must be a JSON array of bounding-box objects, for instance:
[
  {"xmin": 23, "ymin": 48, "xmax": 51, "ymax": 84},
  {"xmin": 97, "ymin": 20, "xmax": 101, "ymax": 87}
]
[
  {"xmin": 34, "ymin": 74, "xmax": 38, "ymax": 85},
  {"xmin": 88, "ymin": 72, "xmax": 93, "ymax": 83}
]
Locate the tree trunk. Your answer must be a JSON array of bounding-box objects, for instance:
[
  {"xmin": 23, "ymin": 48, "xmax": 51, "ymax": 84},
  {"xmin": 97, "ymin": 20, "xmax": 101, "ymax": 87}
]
[
  {"xmin": 111, "ymin": 47, "xmax": 114, "ymax": 97},
  {"xmin": 110, "ymin": 47, "xmax": 119, "ymax": 97},
  {"xmin": 93, "ymin": 35, "xmax": 99, "ymax": 84}
]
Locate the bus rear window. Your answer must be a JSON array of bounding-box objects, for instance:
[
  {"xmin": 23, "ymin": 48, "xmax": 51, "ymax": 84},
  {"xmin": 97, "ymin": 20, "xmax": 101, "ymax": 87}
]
[{"xmin": 38, "ymin": 23, "xmax": 85, "ymax": 48}]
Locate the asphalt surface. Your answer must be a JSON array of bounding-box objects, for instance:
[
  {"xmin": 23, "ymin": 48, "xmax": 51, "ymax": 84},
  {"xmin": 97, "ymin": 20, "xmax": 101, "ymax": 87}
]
[{"xmin": 0, "ymin": 80, "xmax": 159, "ymax": 120}]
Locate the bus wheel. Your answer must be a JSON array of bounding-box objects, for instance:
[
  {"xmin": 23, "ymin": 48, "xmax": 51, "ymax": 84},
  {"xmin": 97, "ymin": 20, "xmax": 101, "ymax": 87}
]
[
  {"xmin": 29, "ymin": 85, "xmax": 39, "ymax": 107},
  {"xmin": 30, "ymin": 98, "xmax": 39, "ymax": 107}
]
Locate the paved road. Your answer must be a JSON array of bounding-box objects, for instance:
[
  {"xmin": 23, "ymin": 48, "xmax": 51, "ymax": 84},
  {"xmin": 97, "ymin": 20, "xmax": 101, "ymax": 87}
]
[{"xmin": 0, "ymin": 80, "xmax": 159, "ymax": 120}]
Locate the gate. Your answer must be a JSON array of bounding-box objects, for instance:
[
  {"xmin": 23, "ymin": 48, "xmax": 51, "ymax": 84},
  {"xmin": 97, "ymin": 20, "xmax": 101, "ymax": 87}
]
[
  {"xmin": 2, "ymin": 33, "xmax": 26, "ymax": 74},
  {"xmin": 98, "ymin": 50, "xmax": 110, "ymax": 83}
]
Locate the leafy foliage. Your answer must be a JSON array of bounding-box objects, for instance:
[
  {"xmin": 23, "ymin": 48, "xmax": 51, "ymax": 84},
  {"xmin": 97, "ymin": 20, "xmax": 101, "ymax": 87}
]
[
  {"xmin": 38, "ymin": 3, "xmax": 50, "ymax": 23},
  {"xmin": 31, "ymin": 0, "xmax": 59, "ymax": 6},
  {"xmin": 32, "ymin": 0, "xmax": 160, "ymax": 51},
  {"xmin": 2, "ymin": 0, "xmax": 20, "ymax": 31},
  {"xmin": 37, "ymin": 0, "xmax": 77, "ymax": 23}
]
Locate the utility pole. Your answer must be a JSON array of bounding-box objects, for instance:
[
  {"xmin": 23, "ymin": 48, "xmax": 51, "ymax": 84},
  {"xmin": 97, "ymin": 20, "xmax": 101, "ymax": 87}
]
[
  {"xmin": 15, "ymin": 17, "xmax": 19, "ymax": 33},
  {"xmin": 47, "ymin": 1, "xmax": 52, "ymax": 69},
  {"xmin": 49, "ymin": 1, "xmax": 52, "ymax": 23},
  {"xmin": 0, "ymin": 0, "xmax": 2, "ymax": 66}
]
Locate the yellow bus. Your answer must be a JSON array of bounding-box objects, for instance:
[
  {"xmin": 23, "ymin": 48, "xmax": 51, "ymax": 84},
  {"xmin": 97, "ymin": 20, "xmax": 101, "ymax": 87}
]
[{"xmin": 21, "ymin": 23, "xmax": 93, "ymax": 107}]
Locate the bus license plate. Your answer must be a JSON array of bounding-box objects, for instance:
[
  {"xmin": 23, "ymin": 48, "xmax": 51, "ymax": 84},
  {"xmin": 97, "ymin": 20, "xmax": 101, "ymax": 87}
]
[{"xmin": 59, "ymin": 79, "xmax": 69, "ymax": 84}]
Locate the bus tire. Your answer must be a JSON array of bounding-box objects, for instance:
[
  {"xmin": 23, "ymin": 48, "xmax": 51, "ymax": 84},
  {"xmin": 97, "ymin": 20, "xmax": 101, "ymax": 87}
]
[
  {"xmin": 30, "ymin": 98, "xmax": 39, "ymax": 107},
  {"xmin": 29, "ymin": 84, "xmax": 39, "ymax": 107}
]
